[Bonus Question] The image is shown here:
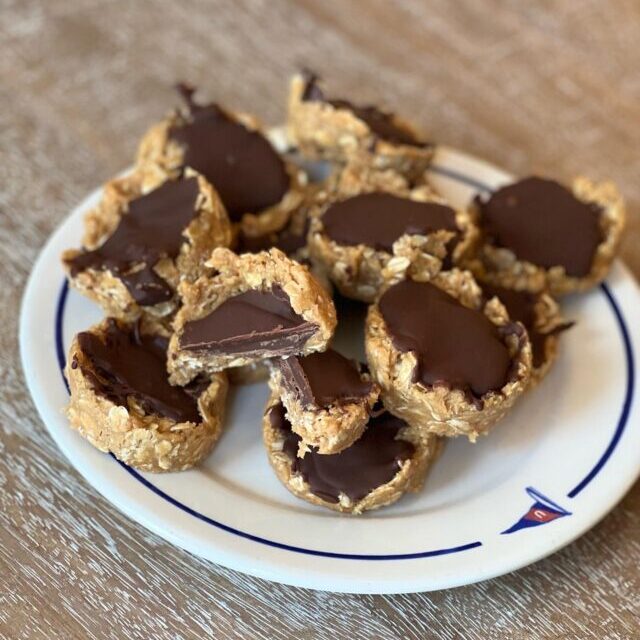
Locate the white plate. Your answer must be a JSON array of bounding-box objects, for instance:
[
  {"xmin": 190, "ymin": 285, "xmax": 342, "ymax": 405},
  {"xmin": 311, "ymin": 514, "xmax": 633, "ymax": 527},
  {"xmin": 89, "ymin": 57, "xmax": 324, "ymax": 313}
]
[{"xmin": 20, "ymin": 145, "xmax": 640, "ymax": 594}]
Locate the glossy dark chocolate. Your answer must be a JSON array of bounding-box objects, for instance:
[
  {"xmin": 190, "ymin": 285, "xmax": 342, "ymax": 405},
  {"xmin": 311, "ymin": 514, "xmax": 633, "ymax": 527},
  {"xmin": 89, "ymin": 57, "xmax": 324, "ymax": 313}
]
[
  {"xmin": 322, "ymin": 192, "xmax": 457, "ymax": 252},
  {"xmin": 171, "ymin": 86, "xmax": 289, "ymax": 221},
  {"xmin": 180, "ymin": 286, "xmax": 316, "ymax": 356},
  {"xmin": 269, "ymin": 402, "xmax": 414, "ymax": 503},
  {"xmin": 77, "ymin": 320, "xmax": 201, "ymax": 423},
  {"xmin": 301, "ymin": 72, "xmax": 427, "ymax": 148},
  {"xmin": 379, "ymin": 280, "xmax": 512, "ymax": 397},
  {"xmin": 276, "ymin": 348, "xmax": 372, "ymax": 408},
  {"xmin": 476, "ymin": 177, "xmax": 602, "ymax": 277},
  {"xmin": 67, "ymin": 178, "xmax": 199, "ymax": 306}
]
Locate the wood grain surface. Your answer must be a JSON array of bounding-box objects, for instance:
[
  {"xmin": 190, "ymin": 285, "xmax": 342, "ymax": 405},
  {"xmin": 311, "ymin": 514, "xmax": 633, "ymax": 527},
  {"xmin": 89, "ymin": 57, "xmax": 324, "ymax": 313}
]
[{"xmin": 2, "ymin": 1, "xmax": 639, "ymax": 638}]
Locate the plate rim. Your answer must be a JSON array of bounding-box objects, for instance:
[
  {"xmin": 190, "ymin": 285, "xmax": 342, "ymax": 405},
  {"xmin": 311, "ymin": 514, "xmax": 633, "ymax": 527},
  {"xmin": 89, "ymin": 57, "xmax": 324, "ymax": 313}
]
[{"xmin": 20, "ymin": 146, "xmax": 640, "ymax": 593}]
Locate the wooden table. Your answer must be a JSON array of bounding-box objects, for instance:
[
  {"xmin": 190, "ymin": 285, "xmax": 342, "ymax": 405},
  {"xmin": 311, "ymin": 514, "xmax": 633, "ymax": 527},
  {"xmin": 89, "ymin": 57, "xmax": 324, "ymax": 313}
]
[{"xmin": 2, "ymin": 1, "xmax": 639, "ymax": 637}]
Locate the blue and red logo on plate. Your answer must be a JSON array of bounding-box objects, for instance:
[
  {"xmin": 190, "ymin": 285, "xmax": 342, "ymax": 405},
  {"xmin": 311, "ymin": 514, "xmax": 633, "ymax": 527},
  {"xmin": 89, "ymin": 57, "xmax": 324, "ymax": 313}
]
[{"xmin": 502, "ymin": 487, "xmax": 572, "ymax": 534}]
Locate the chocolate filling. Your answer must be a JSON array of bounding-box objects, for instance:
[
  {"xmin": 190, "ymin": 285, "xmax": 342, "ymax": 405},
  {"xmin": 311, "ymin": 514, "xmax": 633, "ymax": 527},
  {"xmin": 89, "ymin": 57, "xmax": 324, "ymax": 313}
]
[
  {"xmin": 322, "ymin": 192, "xmax": 458, "ymax": 252},
  {"xmin": 476, "ymin": 176, "xmax": 602, "ymax": 277},
  {"xmin": 483, "ymin": 284, "xmax": 573, "ymax": 368},
  {"xmin": 180, "ymin": 286, "xmax": 317, "ymax": 357},
  {"xmin": 378, "ymin": 280, "xmax": 512, "ymax": 397},
  {"xmin": 482, "ymin": 284, "xmax": 543, "ymax": 368},
  {"xmin": 237, "ymin": 216, "xmax": 309, "ymax": 256},
  {"xmin": 276, "ymin": 348, "xmax": 372, "ymax": 408},
  {"xmin": 66, "ymin": 178, "xmax": 200, "ymax": 306},
  {"xmin": 76, "ymin": 320, "xmax": 201, "ymax": 423},
  {"xmin": 269, "ymin": 402, "xmax": 414, "ymax": 503},
  {"xmin": 301, "ymin": 71, "xmax": 427, "ymax": 148},
  {"xmin": 170, "ymin": 85, "xmax": 289, "ymax": 221}
]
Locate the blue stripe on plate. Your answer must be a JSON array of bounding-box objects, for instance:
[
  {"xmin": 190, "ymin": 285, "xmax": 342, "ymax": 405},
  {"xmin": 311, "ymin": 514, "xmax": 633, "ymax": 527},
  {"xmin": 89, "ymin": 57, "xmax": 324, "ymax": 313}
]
[{"xmin": 567, "ymin": 283, "xmax": 635, "ymax": 498}]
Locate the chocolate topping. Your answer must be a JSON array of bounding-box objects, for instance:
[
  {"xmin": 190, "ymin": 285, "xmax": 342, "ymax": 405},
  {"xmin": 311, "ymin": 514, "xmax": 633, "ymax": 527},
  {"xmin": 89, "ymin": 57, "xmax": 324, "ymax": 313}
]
[
  {"xmin": 237, "ymin": 216, "xmax": 309, "ymax": 256},
  {"xmin": 66, "ymin": 178, "xmax": 199, "ymax": 306},
  {"xmin": 322, "ymin": 192, "xmax": 458, "ymax": 252},
  {"xmin": 300, "ymin": 71, "xmax": 326, "ymax": 102},
  {"xmin": 482, "ymin": 285, "xmax": 537, "ymax": 333},
  {"xmin": 483, "ymin": 284, "xmax": 573, "ymax": 368},
  {"xmin": 276, "ymin": 348, "xmax": 372, "ymax": 408},
  {"xmin": 301, "ymin": 71, "xmax": 427, "ymax": 148},
  {"xmin": 269, "ymin": 401, "xmax": 414, "ymax": 503},
  {"xmin": 236, "ymin": 232, "xmax": 278, "ymax": 254},
  {"xmin": 379, "ymin": 280, "xmax": 512, "ymax": 397},
  {"xmin": 528, "ymin": 331, "xmax": 550, "ymax": 369},
  {"xmin": 482, "ymin": 284, "xmax": 541, "ymax": 362},
  {"xmin": 170, "ymin": 86, "xmax": 289, "ymax": 221},
  {"xmin": 180, "ymin": 286, "xmax": 317, "ymax": 356},
  {"xmin": 77, "ymin": 320, "xmax": 201, "ymax": 423},
  {"xmin": 476, "ymin": 177, "xmax": 602, "ymax": 277}
]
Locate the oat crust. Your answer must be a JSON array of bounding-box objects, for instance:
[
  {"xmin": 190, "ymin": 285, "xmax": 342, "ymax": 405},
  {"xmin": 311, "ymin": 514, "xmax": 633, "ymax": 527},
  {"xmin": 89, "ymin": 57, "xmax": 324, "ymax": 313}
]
[
  {"xmin": 268, "ymin": 364, "xmax": 380, "ymax": 455},
  {"xmin": 468, "ymin": 177, "xmax": 626, "ymax": 296},
  {"xmin": 136, "ymin": 106, "xmax": 307, "ymax": 237},
  {"xmin": 62, "ymin": 168, "xmax": 232, "ymax": 321},
  {"xmin": 168, "ymin": 248, "xmax": 337, "ymax": 385},
  {"xmin": 263, "ymin": 390, "xmax": 443, "ymax": 514},
  {"xmin": 308, "ymin": 162, "xmax": 479, "ymax": 302},
  {"xmin": 365, "ymin": 269, "xmax": 532, "ymax": 441},
  {"xmin": 65, "ymin": 318, "xmax": 228, "ymax": 472},
  {"xmin": 287, "ymin": 73, "xmax": 434, "ymax": 180}
]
